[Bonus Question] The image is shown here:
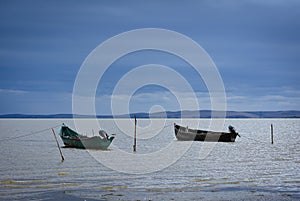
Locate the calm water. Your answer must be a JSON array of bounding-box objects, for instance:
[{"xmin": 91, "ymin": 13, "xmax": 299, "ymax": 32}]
[{"xmin": 0, "ymin": 119, "xmax": 299, "ymax": 200}]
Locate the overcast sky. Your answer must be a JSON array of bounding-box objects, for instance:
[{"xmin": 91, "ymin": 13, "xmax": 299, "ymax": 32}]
[{"xmin": 0, "ymin": 0, "xmax": 299, "ymax": 115}]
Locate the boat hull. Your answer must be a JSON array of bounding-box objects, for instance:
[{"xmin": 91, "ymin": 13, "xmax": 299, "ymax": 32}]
[
  {"xmin": 60, "ymin": 136, "xmax": 114, "ymax": 149},
  {"xmin": 59, "ymin": 125, "xmax": 114, "ymax": 149},
  {"xmin": 174, "ymin": 124, "xmax": 239, "ymax": 142}
]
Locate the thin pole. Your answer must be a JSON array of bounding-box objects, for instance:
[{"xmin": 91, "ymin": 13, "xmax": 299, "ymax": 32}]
[
  {"xmin": 271, "ymin": 124, "xmax": 274, "ymax": 144},
  {"xmin": 133, "ymin": 114, "xmax": 137, "ymax": 152},
  {"xmin": 52, "ymin": 128, "xmax": 64, "ymax": 162}
]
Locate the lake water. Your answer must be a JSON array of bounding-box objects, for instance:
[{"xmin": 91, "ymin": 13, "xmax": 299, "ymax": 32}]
[{"xmin": 0, "ymin": 119, "xmax": 299, "ymax": 200}]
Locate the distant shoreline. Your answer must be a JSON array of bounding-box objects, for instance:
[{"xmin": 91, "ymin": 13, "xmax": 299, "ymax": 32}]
[{"xmin": 0, "ymin": 110, "xmax": 299, "ymax": 118}]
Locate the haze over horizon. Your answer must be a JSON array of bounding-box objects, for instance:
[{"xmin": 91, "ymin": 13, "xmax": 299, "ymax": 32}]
[{"xmin": 1, "ymin": 1, "xmax": 299, "ymax": 115}]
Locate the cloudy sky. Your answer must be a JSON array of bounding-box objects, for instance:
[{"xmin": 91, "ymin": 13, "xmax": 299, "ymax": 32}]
[{"xmin": 0, "ymin": 0, "xmax": 299, "ymax": 115}]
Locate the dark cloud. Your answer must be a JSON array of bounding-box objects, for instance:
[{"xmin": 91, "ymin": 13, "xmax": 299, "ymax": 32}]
[{"xmin": 0, "ymin": 0, "xmax": 299, "ymax": 114}]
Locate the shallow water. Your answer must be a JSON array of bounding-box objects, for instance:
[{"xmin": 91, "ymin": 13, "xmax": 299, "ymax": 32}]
[{"xmin": 0, "ymin": 119, "xmax": 299, "ymax": 200}]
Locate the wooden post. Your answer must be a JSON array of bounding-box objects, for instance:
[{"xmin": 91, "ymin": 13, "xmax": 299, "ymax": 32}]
[
  {"xmin": 52, "ymin": 128, "xmax": 65, "ymax": 162},
  {"xmin": 133, "ymin": 114, "xmax": 137, "ymax": 152},
  {"xmin": 271, "ymin": 124, "xmax": 274, "ymax": 144}
]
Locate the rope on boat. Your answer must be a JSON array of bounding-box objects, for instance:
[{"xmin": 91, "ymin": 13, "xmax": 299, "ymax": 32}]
[{"xmin": 0, "ymin": 124, "xmax": 61, "ymax": 142}]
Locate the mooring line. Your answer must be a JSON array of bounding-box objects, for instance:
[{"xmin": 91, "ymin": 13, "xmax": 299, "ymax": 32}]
[
  {"xmin": 241, "ymin": 135, "xmax": 266, "ymax": 144},
  {"xmin": 137, "ymin": 123, "xmax": 173, "ymax": 135},
  {"xmin": 242, "ymin": 134, "xmax": 281, "ymax": 151},
  {"xmin": 0, "ymin": 124, "xmax": 62, "ymax": 142},
  {"xmin": 242, "ymin": 135, "xmax": 288, "ymax": 156}
]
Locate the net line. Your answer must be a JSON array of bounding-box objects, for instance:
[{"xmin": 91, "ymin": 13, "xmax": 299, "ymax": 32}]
[{"xmin": 0, "ymin": 124, "xmax": 62, "ymax": 142}]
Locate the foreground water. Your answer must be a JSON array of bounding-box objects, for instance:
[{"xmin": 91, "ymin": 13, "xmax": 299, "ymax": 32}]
[{"xmin": 0, "ymin": 119, "xmax": 299, "ymax": 200}]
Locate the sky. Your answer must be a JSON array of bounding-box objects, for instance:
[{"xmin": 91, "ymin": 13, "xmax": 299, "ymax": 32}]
[{"xmin": 0, "ymin": 0, "xmax": 299, "ymax": 115}]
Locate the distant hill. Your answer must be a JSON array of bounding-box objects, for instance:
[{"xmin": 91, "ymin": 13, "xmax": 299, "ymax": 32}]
[
  {"xmin": 0, "ymin": 110, "xmax": 299, "ymax": 118},
  {"xmin": 149, "ymin": 110, "xmax": 300, "ymax": 118}
]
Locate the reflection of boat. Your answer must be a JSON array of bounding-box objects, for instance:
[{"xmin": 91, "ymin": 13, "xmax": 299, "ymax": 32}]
[
  {"xmin": 59, "ymin": 124, "xmax": 114, "ymax": 149},
  {"xmin": 174, "ymin": 124, "xmax": 240, "ymax": 142}
]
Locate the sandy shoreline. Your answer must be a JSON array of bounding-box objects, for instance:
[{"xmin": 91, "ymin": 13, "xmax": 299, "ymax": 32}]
[{"xmin": 2, "ymin": 188, "xmax": 296, "ymax": 201}]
